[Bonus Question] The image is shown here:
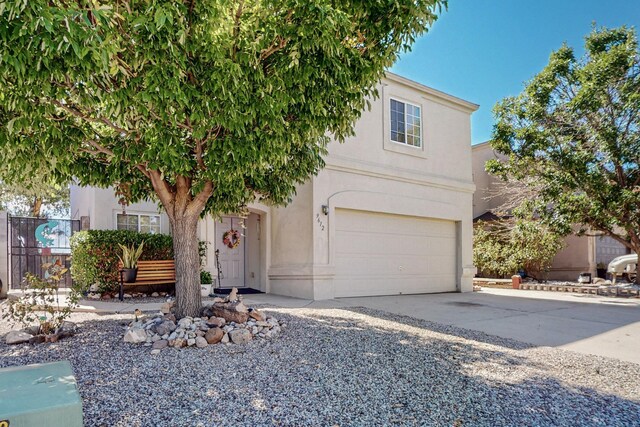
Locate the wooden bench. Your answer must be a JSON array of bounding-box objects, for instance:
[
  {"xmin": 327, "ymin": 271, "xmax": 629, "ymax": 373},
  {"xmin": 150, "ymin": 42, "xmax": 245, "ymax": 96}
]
[{"xmin": 118, "ymin": 260, "xmax": 175, "ymax": 301}]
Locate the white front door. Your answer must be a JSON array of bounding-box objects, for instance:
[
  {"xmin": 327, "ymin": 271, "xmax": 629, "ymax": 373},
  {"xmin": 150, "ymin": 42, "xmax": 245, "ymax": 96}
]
[{"xmin": 216, "ymin": 216, "xmax": 245, "ymax": 288}]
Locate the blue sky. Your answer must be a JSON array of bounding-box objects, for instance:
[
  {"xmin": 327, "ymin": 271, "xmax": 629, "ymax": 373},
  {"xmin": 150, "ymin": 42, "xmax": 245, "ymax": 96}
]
[{"xmin": 390, "ymin": 0, "xmax": 640, "ymax": 145}]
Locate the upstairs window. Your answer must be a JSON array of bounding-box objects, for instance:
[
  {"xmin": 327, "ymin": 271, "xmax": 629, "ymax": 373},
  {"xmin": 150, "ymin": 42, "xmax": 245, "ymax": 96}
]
[
  {"xmin": 390, "ymin": 99, "xmax": 422, "ymax": 147},
  {"xmin": 117, "ymin": 213, "xmax": 161, "ymax": 234}
]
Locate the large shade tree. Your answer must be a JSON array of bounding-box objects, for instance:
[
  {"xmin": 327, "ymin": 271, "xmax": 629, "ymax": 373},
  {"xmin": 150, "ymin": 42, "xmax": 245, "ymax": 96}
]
[
  {"xmin": 489, "ymin": 26, "xmax": 640, "ymax": 283},
  {"xmin": 0, "ymin": 0, "xmax": 446, "ymax": 317}
]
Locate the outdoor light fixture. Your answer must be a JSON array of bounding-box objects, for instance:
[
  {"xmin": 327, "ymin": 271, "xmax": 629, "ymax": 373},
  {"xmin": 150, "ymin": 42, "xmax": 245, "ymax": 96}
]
[{"xmin": 322, "ymin": 205, "xmax": 329, "ymax": 215}]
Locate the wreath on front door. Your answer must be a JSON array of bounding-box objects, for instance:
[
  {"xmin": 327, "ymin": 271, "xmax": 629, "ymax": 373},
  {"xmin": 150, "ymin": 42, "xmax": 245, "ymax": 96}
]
[{"xmin": 222, "ymin": 229, "xmax": 241, "ymax": 249}]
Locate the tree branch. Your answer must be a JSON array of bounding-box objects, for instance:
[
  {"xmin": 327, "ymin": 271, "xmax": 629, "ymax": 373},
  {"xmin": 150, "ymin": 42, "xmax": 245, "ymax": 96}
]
[
  {"xmin": 260, "ymin": 36, "xmax": 288, "ymax": 61},
  {"xmin": 51, "ymin": 99, "xmax": 130, "ymax": 136},
  {"xmin": 231, "ymin": 0, "xmax": 245, "ymax": 59}
]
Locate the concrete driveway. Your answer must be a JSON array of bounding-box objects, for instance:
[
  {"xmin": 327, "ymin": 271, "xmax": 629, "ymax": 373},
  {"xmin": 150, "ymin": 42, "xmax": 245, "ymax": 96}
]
[{"xmin": 338, "ymin": 288, "xmax": 640, "ymax": 365}]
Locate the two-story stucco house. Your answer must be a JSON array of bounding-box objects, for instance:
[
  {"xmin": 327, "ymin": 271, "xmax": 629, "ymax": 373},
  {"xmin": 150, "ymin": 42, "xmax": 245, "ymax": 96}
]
[{"xmin": 71, "ymin": 72, "xmax": 479, "ymax": 299}]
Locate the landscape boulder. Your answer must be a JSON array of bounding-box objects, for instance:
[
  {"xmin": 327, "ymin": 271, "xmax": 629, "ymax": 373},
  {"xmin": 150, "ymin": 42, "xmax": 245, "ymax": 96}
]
[
  {"xmin": 205, "ymin": 327, "xmax": 224, "ymax": 344},
  {"xmin": 208, "ymin": 302, "xmax": 249, "ymax": 324},
  {"xmin": 229, "ymin": 329, "xmax": 252, "ymax": 344},
  {"xmin": 124, "ymin": 328, "xmax": 147, "ymax": 344},
  {"xmin": 6, "ymin": 331, "xmax": 33, "ymax": 345}
]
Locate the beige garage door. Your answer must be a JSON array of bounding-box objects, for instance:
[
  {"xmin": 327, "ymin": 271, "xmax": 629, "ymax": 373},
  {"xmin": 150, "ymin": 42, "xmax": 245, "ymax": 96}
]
[{"xmin": 333, "ymin": 209, "xmax": 457, "ymax": 297}]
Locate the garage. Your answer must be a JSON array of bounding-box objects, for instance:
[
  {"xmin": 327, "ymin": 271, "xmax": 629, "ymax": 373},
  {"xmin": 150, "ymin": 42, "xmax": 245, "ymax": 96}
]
[{"xmin": 333, "ymin": 208, "xmax": 458, "ymax": 297}]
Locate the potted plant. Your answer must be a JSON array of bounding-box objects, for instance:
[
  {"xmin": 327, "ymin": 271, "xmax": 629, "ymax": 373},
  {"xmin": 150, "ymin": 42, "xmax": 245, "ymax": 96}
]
[
  {"xmin": 118, "ymin": 241, "xmax": 144, "ymax": 282},
  {"xmin": 200, "ymin": 270, "xmax": 213, "ymax": 297}
]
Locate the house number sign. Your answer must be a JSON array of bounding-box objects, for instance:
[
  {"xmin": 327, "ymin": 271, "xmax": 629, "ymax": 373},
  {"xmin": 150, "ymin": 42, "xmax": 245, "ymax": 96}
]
[{"xmin": 315, "ymin": 214, "xmax": 325, "ymax": 231}]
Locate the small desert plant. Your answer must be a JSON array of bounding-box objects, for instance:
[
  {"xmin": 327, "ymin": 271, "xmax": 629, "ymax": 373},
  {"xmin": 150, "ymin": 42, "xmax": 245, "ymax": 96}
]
[
  {"xmin": 118, "ymin": 241, "xmax": 145, "ymax": 269},
  {"xmin": 3, "ymin": 262, "xmax": 80, "ymax": 334}
]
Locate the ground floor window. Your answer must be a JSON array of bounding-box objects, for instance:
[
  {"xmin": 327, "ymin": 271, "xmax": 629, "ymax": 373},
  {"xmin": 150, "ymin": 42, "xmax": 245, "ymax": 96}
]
[{"xmin": 116, "ymin": 213, "xmax": 161, "ymax": 234}]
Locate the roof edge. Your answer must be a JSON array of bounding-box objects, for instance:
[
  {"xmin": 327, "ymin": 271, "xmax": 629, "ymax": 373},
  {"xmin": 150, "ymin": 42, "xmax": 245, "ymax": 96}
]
[{"xmin": 384, "ymin": 72, "xmax": 480, "ymax": 113}]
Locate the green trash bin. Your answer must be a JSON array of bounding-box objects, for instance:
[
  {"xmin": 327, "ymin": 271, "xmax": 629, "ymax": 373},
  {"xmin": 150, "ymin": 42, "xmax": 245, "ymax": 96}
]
[{"xmin": 0, "ymin": 360, "xmax": 83, "ymax": 427}]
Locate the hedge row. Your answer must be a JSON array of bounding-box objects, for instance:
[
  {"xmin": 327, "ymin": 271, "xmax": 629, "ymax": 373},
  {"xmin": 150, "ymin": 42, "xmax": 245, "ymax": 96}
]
[{"xmin": 70, "ymin": 230, "xmax": 174, "ymax": 292}]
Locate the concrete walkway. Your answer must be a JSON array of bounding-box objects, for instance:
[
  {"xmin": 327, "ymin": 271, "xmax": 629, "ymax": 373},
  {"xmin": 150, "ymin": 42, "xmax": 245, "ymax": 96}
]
[{"xmin": 71, "ymin": 288, "xmax": 640, "ymax": 364}]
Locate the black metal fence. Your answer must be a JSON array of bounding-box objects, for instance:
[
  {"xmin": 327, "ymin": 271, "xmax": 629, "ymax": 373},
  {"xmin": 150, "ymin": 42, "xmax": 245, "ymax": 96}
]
[{"xmin": 8, "ymin": 216, "xmax": 80, "ymax": 288}]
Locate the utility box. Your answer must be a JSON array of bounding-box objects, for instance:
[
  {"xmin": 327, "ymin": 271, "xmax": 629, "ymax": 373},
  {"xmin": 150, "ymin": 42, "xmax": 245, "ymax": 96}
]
[{"xmin": 0, "ymin": 360, "xmax": 83, "ymax": 427}]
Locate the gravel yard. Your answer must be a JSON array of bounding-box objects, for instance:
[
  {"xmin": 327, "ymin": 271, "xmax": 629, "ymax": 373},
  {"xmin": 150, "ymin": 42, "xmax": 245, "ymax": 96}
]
[{"xmin": 1, "ymin": 305, "xmax": 639, "ymax": 426}]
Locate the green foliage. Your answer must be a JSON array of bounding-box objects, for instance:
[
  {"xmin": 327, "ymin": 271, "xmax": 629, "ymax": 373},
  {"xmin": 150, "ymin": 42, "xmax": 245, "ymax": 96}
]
[
  {"xmin": 489, "ymin": 26, "xmax": 640, "ymax": 259},
  {"xmin": 117, "ymin": 241, "xmax": 145, "ymax": 269},
  {"xmin": 473, "ymin": 223, "xmax": 518, "ymax": 278},
  {"xmin": 474, "ymin": 219, "xmax": 564, "ymax": 281},
  {"xmin": 200, "ymin": 270, "xmax": 213, "ymax": 285},
  {"xmin": 70, "ymin": 230, "xmax": 173, "ymax": 292},
  {"xmin": 0, "ymin": 0, "xmax": 446, "ymax": 215},
  {"xmin": 2, "ymin": 262, "xmax": 80, "ymax": 334}
]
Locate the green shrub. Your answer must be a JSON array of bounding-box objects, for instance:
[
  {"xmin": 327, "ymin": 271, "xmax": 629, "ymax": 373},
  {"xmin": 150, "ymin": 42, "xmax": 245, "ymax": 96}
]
[
  {"xmin": 200, "ymin": 270, "xmax": 213, "ymax": 284},
  {"xmin": 473, "ymin": 218, "xmax": 564, "ymax": 281},
  {"xmin": 70, "ymin": 230, "xmax": 173, "ymax": 292}
]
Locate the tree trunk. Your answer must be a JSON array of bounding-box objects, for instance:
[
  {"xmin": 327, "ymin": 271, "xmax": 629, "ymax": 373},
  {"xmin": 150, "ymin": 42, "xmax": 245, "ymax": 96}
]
[
  {"xmin": 170, "ymin": 214, "xmax": 202, "ymax": 318},
  {"xmin": 32, "ymin": 197, "xmax": 42, "ymax": 217}
]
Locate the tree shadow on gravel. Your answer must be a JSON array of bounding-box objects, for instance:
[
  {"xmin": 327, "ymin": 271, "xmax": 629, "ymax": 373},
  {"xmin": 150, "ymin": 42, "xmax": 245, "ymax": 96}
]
[{"xmin": 0, "ymin": 308, "xmax": 639, "ymax": 427}]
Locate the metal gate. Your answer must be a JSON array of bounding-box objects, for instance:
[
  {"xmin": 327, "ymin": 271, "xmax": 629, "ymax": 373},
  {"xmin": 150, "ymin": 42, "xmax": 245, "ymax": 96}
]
[{"xmin": 8, "ymin": 216, "xmax": 80, "ymax": 288}]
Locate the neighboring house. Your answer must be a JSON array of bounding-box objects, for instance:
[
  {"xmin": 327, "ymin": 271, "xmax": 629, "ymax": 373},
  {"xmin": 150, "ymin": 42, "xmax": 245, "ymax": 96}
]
[
  {"xmin": 71, "ymin": 72, "xmax": 479, "ymax": 299},
  {"xmin": 472, "ymin": 141, "xmax": 629, "ymax": 281}
]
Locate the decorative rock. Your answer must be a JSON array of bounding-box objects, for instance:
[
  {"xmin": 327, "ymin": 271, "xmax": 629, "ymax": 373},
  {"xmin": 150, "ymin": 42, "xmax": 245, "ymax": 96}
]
[
  {"xmin": 23, "ymin": 325, "xmax": 41, "ymax": 335},
  {"xmin": 226, "ymin": 287, "xmax": 239, "ymax": 302},
  {"xmin": 160, "ymin": 300, "xmax": 175, "ymax": 314},
  {"xmin": 230, "ymin": 301, "xmax": 248, "ymax": 313},
  {"xmin": 57, "ymin": 321, "xmax": 77, "ymax": 338},
  {"xmin": 152, "ymin": 339, "xmax": 168, "ymax": 349},
  {"xmin": 154, "ymin": 320, "xmax": 176, "ymax": 336},
  {"xmin": 178, "ymin": 318, "xmax": 193, "ymax": 329},
  {"xmin": 124, "ymin": 328, "xmax": 147, "ymax": 344},
  {"xmin": 173, "ymin": 338, "xmax": 185, "ymax": 348},
  {"xmin": 29, "ymin": 335, "xmax": 46, "ymax": 344},
  {"xmin": 6, "ymin": 331, "xmax": 33, "ymax": 345},
  {"xmin": 229, "ymin": 329, "xmax": 252, "ymax": 344},
  {"xmin": 187, "ymin": 338, "xmax": 196, "ymax": 346},
  {"xmin": 256, "ymin": 321, "xmax": 270, "ymax": 328},
  {"xmin": 221, "ymin": 333, "xmax": 229, "ymax": 344},
  {"xmin": 205, "ymin": 327, "xmax": 224, "ymax": 344},
  {"xmin": 195, "ymin": 337, "xmax": 208, "ymax": 348},
  {"xmin": 151, "ymin": 349, "xmax": 161, "ymax": 355},
  {"xmin": 164, "ymin": 313, "xmax": 177, "ymax": 323},
  {"xmin": 151, "ymin": 292, "xmax": 160, "ymax": 297},
  {"xmin": 206, "ymin": 317, "xmax": 225, "ymax": 328},
  {"xmin": 209, "ymin": 303, "xmax": 249, "ymax": 324},
  {"xmin": 249, "ymin": 309, "xmax": 266, "ymax": 322}
]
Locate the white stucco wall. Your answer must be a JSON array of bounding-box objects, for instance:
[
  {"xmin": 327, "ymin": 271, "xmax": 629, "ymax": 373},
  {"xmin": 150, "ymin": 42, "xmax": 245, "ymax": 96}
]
[
  {"xmin": 268, "ymin": 73, "xmax": 478, "ymax": 299},
  {"xmin": 70, "ymin": 185, "xmax": 171, "ymax": 234}
]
